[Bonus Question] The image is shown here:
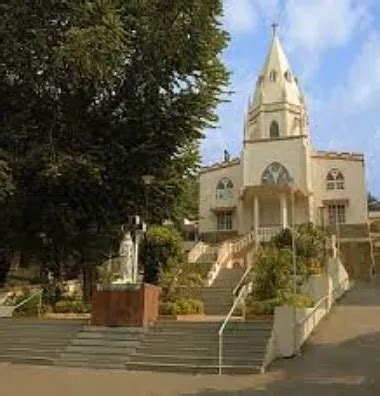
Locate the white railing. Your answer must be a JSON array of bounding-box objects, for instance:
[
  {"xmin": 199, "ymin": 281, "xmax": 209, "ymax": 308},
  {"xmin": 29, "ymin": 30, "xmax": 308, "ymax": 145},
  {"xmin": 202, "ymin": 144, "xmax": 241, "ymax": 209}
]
[
  {"xmin": 207, "ymin": 231, "xmax": 258, "ymax": 286},
  {"xmin": 218, "ymin": 269, "xmax": 252, "ymax": 375},
  {"xmin": 257, "ymin": 226, "xmax": 282, "ymax": 242},
  {"xmin": 232, "ymin": 230, "xmax": 256, "ymax": 254},
  {"xmin": 207, "ymin": 241, "xmax": 232, "ymax": 286},
  {"xmin": 187, "ymin": 241, "xmax": 207, "ymax": 263},
  {"xmin": 294, "ymin": 277, "xmax": 350, "ymax": 353},
  {"xmin": 0, "ymin": 289, "xmax": 43, "ymax": 318}
]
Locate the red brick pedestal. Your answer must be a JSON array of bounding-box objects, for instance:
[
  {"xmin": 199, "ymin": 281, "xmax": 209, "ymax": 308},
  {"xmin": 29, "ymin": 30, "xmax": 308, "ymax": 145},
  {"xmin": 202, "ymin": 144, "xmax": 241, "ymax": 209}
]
[{"xmin": 91, "ymin": 283, "xmax": 160, "ymax": 327}]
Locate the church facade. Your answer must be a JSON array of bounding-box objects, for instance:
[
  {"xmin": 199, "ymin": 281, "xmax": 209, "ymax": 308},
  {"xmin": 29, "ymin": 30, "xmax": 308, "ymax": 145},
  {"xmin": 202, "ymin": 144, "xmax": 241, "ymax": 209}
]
[{"xmin": 199, "ymin": 30, "xmax": 371, "ymax": 276}]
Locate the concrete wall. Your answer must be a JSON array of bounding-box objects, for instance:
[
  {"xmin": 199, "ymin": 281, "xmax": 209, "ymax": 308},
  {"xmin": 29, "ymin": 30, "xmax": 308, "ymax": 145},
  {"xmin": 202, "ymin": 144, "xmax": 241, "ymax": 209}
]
[
  {"xmin": 340, "ymin": 241, "xmax": 373, "ymax": 281},
  {"xmin": 269, "ymin": 257, "xmax": 349, "ymax": 362}
]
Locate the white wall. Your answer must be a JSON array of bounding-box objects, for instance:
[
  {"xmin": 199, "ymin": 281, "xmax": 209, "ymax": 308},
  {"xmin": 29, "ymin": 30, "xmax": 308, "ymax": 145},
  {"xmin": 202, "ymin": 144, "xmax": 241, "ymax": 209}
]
[
  {"xmin": 199, "ymin": 163, "xmax": 242, "ymax": 233},
  {"xmin": 311, "ymin": 156, "xmax": 368, "ymax": 224},
  {"xmin": 270, "ymin": 257, "xmax": 349, "ymax": 361},
  {"xmin": 243, "ymin": 137, "xmax": 310, "ymax": 192}
]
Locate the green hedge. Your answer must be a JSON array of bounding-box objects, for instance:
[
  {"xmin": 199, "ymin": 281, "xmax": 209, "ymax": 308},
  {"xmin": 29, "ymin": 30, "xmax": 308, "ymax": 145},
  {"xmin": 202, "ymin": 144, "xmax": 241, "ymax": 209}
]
[
  {"xmin": 246, "ymin": 294, "xmax": 314, "ymax": 316},
  {"xmin": 159, "ymin": 298, "xmax": 203, "ymax": 316},
  {"xmin": 53, "ymin": 300, "xmax": 91, "ymax": 314}
]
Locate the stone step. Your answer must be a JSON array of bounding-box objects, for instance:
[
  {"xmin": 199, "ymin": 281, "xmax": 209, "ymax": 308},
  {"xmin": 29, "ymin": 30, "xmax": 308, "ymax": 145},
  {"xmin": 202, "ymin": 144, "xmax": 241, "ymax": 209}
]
[
  {"xmin": 65, "ymin": 345, "xmax": 137, "ymax": 355},
  {"xmin": 126, "ymin": 361, "xmax": 262, "ymax": 375},
  {"xmin": 60, "ymin": 352, "xmax": 128, "ymax": 363},
  {"xmin": 0, "ymin": 337, "xmax": 75, "ymax": 345},
  {"xmin": 56, "ymin": 360, "xmax": 126, "ymax": 370},
  {"xmin": 0, "ymin": 345, "xmax": 67, "ymax": 354},
  {"xmin": 151, "ymin": 322, "xmax": 272, "ymax": 331},
  {"xmin": 137, "ymin": 345, "xmax": 267, "ymax": 355},
  {"xmin": 142, "ymin": 337, "xmax": 271, "ymax": 348},
  {"xmin": 76, "ymin": 332, "xmax": 144, "ymax": 341},
  {"xmin": 130, "ymin": 352, "xmax": 264, "ymax": 366},
  {"xmin": 0, "ymin": 354, "xmax": 55, "ymax": 365},
  {"xmin": 81, "ymin": 326, "xmax": 145, "ymax": 333},
  {"xmin": 71, "ymin": 339, "xmax": 141, "ymax": 348},
  {"xmin": 149, "ymin": 328, "xmax": 271, "ymax": 340},
  {"xmin": 0, "ymin": 325, "xmax": 82, "ymax": 332}
]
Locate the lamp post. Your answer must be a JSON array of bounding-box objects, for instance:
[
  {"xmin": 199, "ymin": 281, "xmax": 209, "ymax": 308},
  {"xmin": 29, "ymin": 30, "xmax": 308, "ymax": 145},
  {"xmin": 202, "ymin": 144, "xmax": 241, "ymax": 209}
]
[
  {"xmin": 334, "ymin": 205, "xmax": 341, "ymax": 258},
  {"xmin": 289, "ymin": 179, "xmax": 297, "ymax": 295},
  {"xmin": 319, "ymin": 205, "xmax": 325, "ymax": 232},
  {"xmin": 289, "ymin": 178, "xmax": 297, "ymax": 355},
  {"xmin": 142, "ymin": 175, "xmax": 155, "ymax": 224}
]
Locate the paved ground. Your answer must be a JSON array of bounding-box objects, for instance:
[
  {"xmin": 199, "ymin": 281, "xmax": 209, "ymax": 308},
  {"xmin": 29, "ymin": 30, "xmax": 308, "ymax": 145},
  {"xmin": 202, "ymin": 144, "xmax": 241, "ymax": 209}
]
[{"xmin": 1, "ymin": 278, "xmax": 380, "ymax": 396}]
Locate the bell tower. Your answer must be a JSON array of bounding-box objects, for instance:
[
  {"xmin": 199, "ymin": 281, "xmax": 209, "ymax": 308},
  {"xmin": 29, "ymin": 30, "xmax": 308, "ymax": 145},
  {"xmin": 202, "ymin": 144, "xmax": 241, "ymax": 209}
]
[{"xmin": 244, "ymin": 27, "xmax": 309, "ymax": 143}]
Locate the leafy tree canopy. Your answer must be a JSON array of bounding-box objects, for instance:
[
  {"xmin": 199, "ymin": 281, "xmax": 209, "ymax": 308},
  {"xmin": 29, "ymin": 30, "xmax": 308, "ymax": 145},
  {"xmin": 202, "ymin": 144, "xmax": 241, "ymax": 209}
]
[{"xmin": 0, "ymin": 0, "xmax": 229, "ymax": 282}]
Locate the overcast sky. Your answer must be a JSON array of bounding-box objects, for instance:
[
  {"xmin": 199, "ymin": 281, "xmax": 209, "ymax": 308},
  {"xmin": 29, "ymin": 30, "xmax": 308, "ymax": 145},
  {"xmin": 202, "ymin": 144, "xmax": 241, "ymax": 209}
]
[{"xmin": 202, "ymin": 0, "xmax": 380, "ymax": 197}]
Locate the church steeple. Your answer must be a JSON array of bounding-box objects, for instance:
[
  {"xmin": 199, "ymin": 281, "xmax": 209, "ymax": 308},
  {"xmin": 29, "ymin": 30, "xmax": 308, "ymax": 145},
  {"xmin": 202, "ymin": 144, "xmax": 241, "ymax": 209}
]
[
  {"xmin": 246, "ymin": 27, "xmax": 309, "ymax": 141},
  {"xmin": 252, "ymin": 27, "xmax": 302, "ymax": 108}
]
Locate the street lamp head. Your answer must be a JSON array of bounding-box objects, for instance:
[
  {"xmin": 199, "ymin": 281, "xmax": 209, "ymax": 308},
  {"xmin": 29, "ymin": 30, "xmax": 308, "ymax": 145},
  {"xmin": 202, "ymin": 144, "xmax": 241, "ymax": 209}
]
[{"xmin": 142, "ymin": 175, "xmax": 155, "ymax": 185}]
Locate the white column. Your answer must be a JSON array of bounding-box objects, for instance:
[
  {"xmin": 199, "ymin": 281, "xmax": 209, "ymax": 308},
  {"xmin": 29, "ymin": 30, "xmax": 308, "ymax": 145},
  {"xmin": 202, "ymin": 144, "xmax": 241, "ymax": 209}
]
[
  {"xmin": 280, "ymin": 193, "xmax": 289, "ymax": 229},
  {"xmin": 254, "ymin": 195, "xmax": 260, "ymax": 234}
]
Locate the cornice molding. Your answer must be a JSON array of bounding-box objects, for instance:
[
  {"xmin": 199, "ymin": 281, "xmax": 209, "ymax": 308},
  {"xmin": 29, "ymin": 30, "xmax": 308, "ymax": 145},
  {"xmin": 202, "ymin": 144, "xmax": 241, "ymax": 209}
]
[
  {"xmin": 200, "ymin": 158, "xmax": 241, "ymax": 174},
  {"xmin": 244, "ymin": 134, "xmax": 308, "ymax": 145}
]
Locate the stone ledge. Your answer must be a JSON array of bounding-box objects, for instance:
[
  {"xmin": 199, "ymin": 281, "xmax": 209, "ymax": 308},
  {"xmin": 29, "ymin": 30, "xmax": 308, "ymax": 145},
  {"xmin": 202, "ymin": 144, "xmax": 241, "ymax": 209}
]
[
  {"xmin": 43, "ymin": 313, "xmax": 91, "ymax": 320},
  {"xmin": 158, "ymin": 314, "xmax": 207, "ymax": 322}
]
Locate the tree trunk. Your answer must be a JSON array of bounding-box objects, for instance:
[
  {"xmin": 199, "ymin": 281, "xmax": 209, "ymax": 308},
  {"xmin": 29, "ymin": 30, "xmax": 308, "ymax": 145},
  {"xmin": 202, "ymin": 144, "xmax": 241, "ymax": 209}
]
[{"xmin": 82, "ymin": 262, "xmax": 94, "ymax": 303}]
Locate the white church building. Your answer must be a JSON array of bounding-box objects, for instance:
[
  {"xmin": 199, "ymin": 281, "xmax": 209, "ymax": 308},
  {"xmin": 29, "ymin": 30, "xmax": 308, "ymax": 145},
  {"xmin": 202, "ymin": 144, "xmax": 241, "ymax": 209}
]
[{"xmin": 199, "ymin": 30, "xmax": 372, "ymax": 278}]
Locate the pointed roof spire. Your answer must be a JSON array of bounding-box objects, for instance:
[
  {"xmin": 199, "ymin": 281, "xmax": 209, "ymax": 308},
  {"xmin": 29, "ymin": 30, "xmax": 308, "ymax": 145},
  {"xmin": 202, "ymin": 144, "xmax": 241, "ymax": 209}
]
[{"xmin": 251, "ymin": 26, "xmax": 303, "ymax": 108}]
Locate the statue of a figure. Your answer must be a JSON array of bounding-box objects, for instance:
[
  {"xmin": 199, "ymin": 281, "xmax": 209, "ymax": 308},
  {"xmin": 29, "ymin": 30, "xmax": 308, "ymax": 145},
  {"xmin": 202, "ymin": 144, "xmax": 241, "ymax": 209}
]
[{"xmin": 117, "ymin": 231, "xmax": 135, "ymax": 283}]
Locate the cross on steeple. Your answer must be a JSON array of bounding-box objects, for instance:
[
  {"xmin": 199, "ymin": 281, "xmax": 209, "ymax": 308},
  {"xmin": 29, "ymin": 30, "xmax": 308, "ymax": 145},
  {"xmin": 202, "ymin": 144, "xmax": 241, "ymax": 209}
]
[{"xmin": 271, "ymin": 21, "xmax": 279, "ymax": 36}]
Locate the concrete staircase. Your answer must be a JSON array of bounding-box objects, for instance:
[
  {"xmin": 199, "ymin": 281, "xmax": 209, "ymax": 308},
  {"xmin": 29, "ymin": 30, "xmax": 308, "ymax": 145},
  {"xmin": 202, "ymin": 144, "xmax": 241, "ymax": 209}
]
[
  {"xmin": 56, "ymin": 325, "xmax": 146, "ymax": 369},
  {"xmin": 0, "ymin": 319, "xmax": 84, "ymax": 366},
  {"xmin": 212, "ymin": 266, "xmax": 245, "ymax": 288},
  {"xmin": 196, "ymin": 249, "xmax": 217, "ymax": 265},
  {"xmin": 127, "ymin": 319, "xmax": 273, "ymax": 374},
  {"xmin": 194, "ymin": 266, "xmax": 245, "ymax": 315}
]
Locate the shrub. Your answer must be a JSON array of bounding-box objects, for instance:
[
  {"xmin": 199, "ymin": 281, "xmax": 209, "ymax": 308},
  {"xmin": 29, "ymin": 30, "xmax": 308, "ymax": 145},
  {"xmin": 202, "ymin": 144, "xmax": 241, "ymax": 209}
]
[
  {"xmin": 143, "ymin": 225, "xmax": 184, "ymax": 284},
  {"xmin": 159, "ymin": 259, "xmax": 203, "ymax": 302},
  {"xmin": 246, "ymin": 294, "xmax": 314, "ymax": 316},
  {"xmin": 97, "ymin": 264, "xmax": 119, "ymax": 285},
  {"xmin": 54, "ymin": 300, "xmax": 91, "ymax": 314},
  {"xmin": 272, "ymin": 223, "xmax": 327, "ymax": 274},
  {"xmin": 246, "ymin": 298, "xmax": 282, "ymax": 316},
  {"xmin": 159, "ymin": 298, "xmax": 203, "ymax": 316},
  {"xmin": 42, "ymin": 284, "xmax": 62, "ymax": 306},
  {"xmin": 283, "ymin": 293, "xmax": 314, "ymax": 308},
  {"xmin": 250, "ymin": 246, "xmax": 293, "ymax": 301}
]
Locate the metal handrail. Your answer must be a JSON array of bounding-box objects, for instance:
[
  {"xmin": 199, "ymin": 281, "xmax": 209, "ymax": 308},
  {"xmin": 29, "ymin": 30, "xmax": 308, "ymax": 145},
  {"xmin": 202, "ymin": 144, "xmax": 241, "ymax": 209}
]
[
  {"xmin": 232, "ymin": 243, "xmax": 260, "ymax": 297},
  {"xmin": 292, "ymin": 277, "xmax": 350, "ymax": 354},
  {"xmin": 232, "ymin": 263, "xmax": 252, "ymax": 297},
  {"xmin": 218, "ymin": 266, "xmax": 253, "ymax": 375},
  {"xmin": 295, "ymin": 277, "xmax": 349, "ymax": 328},
  {"xmin": 13, "ymin": 289, "xmax": 43, "ymax": 318},
  {"xmin": 295, "ymin": 295, "xmax": 328, "ymax": 327}
]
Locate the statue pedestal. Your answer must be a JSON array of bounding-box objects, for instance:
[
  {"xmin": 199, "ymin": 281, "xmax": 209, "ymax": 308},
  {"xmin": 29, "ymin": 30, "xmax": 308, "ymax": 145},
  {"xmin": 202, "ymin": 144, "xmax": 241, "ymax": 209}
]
[{"xmin": 91, "ymin": 283, "xmax": 160, "ymax": 327}]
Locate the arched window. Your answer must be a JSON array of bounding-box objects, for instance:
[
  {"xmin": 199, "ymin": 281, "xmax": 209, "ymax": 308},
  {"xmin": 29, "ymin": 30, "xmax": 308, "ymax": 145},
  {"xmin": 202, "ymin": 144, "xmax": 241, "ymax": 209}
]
[
  {"xmin": 269, "ymin": 69, "xmax": 277, "ymax": 82},
  {"xmin": 326, "ymin": 169, "xmax": 345, "ymax": 190},
  {"xmin": 216, "ymin": 178, "xmax": 234, "ymax": 200},
  {"xmin": 284, "ymin": 70, "xmax": 292, "ymax": 82},
  {"xmin": 270, "ymin": 121, "xmax": 280, "ymax": 138},
  {"xmin": 261, "ymin": 162, "xmax": 291, "ymax": 185}
]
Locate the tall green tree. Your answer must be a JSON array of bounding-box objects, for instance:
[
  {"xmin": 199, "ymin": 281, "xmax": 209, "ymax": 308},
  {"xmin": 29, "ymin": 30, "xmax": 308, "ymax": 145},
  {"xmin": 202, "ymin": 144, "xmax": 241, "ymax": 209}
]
[{"xmin": 0, "ymin": 0, "xmax": 229, "ymax": 291}]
